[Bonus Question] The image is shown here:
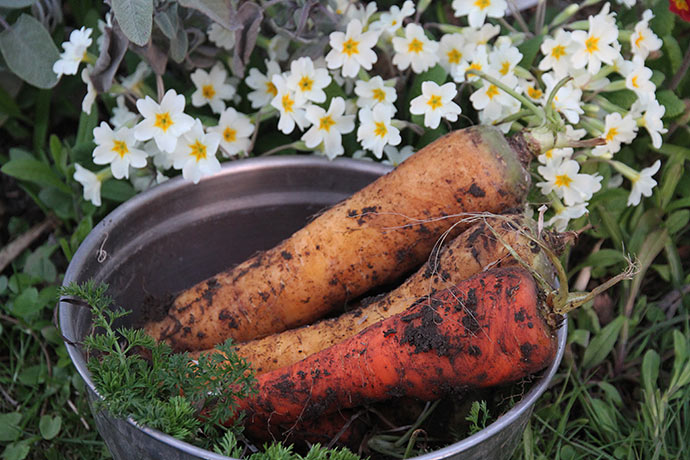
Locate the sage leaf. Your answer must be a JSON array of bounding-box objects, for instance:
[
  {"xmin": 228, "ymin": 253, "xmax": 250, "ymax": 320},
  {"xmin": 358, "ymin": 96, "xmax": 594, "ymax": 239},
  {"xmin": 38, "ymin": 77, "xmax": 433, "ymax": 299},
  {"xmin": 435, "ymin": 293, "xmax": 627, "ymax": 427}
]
[
  {"xmin": 111, "ymin": 0, "xmax": 153, "ymax": 47},
  {"xmin": 178, "ymin": 0, "xmax": 240, "ymax": 31},
  {"xmin": 0, "ymin": 14, "xmax": 59, "ymax": 88}
]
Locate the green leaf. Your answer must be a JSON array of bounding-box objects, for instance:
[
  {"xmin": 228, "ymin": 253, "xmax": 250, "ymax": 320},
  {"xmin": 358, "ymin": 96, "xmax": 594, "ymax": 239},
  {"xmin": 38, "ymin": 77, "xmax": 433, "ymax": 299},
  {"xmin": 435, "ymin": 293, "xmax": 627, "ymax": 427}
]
[
  {"xmin": 582, "ymin": 316, "xmax": 625, "ymax": 369},
  {"xmin": 23, "ymin": 246, "xmax": 57, "ymax": 283},
  {"xmin": 0, "ymin": 0, "xmax": 36, "ymax": 7},
  {"xmin": 580, "ymin": 249, "xmax": 627, "ymax": 270},
  {"xmin": 0, "ymin": 276, "xmax": 7, "ymax": 295},
  {"xmin": 568, "ymin": 328, "xmax": 590, "ymax": 347},
  {"xmin": 11, "ymin": 286, "xmax": 43, "ymax": 319},
  {"xmin": 74, "ymin": 106, "xmax": 99, "ymax": 147},
  {"xmin": 0, "ymin": 14, "xmax": 59, "ymax": 89},
  {"xmin": 18, "ymin": 364, "xmax": 47, "ymax": 385},
  {"xmin": 597, "ymin": 381, "xmax": 623, "ymax": 407},
  {"xmin": 111, "ymin": 0, "xmax": 154, "ymax": 47},
  {"xmin": 169, "ymin": 23, "xmax": 189, "ymax": 64},
  {"xmin": 666, "ymin": 210, "xmax": 690, "ymax": 235},
  {"xmin": 671, "ymin": 330, "xmax": 688, "ymax": 385},
  {"xmin": 642, "ymin": 350, "xmax": 660, "ymax": 395},
  {"xmin": 657, "ymin": 90, "xmax": 685, "ymax": 119},
  {"xmin": 178, "ymin": 0, "xmax": 238, "ymax": 32},
  {"xmin": 2, "ymin": 441, "xmax": 30, "ymax": 460},
  {"xmin": 0, "ymin": 413, "xmax": 22, "ymax": 442},
  {"xmin": 39, "ymin": 415, "xmax": 62, "ymax": 440},
  {"xmin": 663, "ymin": 35, "xmax": 683, "ymax": 76},
  {"xmin": 518, "ymin": 35, "xmax": 544, "ymax": 69},
  {"xmin": 650, "ymin": 0, "xmax": 675, "ymax": 37},
  {"xmin": 101, "ymin": 179, "xmax": 136, "ymax": 202},
  {"xmin": 589, "ymin": 398, "xmax": 618, "ymax": 434},
  {"xmin": 1, "ymin": 157, "xmax": 71, "ymax": 194}
]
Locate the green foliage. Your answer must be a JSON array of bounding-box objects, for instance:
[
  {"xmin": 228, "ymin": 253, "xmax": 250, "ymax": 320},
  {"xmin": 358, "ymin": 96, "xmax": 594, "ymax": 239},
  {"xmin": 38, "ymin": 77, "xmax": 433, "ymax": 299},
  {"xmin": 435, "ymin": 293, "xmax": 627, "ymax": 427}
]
[
  {"xmin": 58, "ymin": 280, "xmax": 256, "ymax": 450},
  {"xmin": 465, "ymin": 400, "xmax": 490, "ymax": 435}
]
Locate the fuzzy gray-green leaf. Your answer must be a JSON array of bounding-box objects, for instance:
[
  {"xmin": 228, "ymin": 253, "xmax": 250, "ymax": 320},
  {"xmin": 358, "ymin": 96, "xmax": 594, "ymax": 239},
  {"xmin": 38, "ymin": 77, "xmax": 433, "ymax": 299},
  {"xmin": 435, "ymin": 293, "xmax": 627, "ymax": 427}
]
[
  {"xmin": 111, "ymin": 0, "xmax": 153, "ymax": 47},
  {"xmin": 0, "ymin": 14, "xmax": 59, "ymax": 88}
]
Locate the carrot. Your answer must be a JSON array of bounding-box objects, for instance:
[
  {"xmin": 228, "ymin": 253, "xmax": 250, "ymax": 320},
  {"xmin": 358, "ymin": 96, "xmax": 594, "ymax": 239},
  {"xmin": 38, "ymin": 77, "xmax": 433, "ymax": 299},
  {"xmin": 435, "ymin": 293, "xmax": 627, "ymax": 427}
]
[
  {"xmin": 229, "ymin": 266, "xmax": 561, "ymax": 430},
  {"xmin": 199, "ymin": 214, "xmax": 563, "ymax": 374},
  {"xmin": 145, "ymin": 126, "xmax": 536, "ymax": 351}
]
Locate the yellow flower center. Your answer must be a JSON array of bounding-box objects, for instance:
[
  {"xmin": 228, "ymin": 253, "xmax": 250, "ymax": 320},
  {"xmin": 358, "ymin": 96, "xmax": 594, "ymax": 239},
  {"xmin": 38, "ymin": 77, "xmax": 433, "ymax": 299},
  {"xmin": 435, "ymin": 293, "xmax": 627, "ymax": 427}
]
[
  {"xmin": 112, "ymin": 140, "xmax": 129, "ymax": 158},
  {"xmin": 427, "ymin": 95, "xmax": 443, "ymax": 110},
  {"xmin": 342, "ymin": 38, "xmax": 360, "ymax": 56},
  {"xmin": 554, "ymin": 174, "xmax": 573, "ymax": 188},
  {"xmin": 634, "ymin": 33, "xmax": 645, "ymax": 49},
  {"xmin": 372, "ymin": 88, "xmax": 387, "ymax": 103},
  {"xmin": 373, "ymin": 121, "xmax": 388, "ymax": 138},
  {"xmin": 319, "ymin": 115, "xmax": 336, "ymax": 132},
  {"xmin": 544, "ymin": 149, "xmax": 553, "ymax": 159},
  {"xmin": 188, "ymin": 140, "xmax": 207, "ymax": 162},
  {"xmin": 605, "ymin": 127, "xmax": 619, "ymax": 142},
  {"xmin": 447, "ymin": 48, "xmax": 462, "ymax": 65},
  {"xmin": 631, "ymin": 75, "xmax": 639, "ymax": 88},
  {"xmin": 266, "ymin": 81, "xmax": 278, "ymax": 97},
  {"xmin": 527, "ymin": 86, "xmax": 543, "ymax": 99},
  {"xmin": 551, "ymin": 45, "xmax": 566, "ymax": 60},
  {"xmin": 202, "ymin": 84, "xmax": 216, "ymax": 99},
  {"xmin": 485, "ymin": 84, "xmax": 499, "ymax": 99},
  {"xmin": 468, "ymin": 62, "xmax": 482, "ymax": 72},
  {"xmin": 499, "ymin": 61, "xmax": 511, "ymax": 76},
  {"xmin": 154, "ymin": 112, "xmax": 172, "ymax": 132},
  {"xmin": 223, "ymin": 127, "xmax": 237, "ymax": 143},
  {"xmin": 585, "ymin": 35, "xmax": 600, "ymax": 54},
  {"xmin": 299, "ymin": 76, "xmax": 314, "ymax": 92},
  {"xmin": 392, "ymin": 19, "xmax": 398, "ymax": 26},
  {"xmin": 408, "ymin": 38, "xmax": 424, "ymax": 54},
  {"xmin": 674, "ymin": 0, "xmax": 689, "ymax": 11},
  {"xmin": 282, "ymin": 93, "xmax": 294, "ymax": 113},
  {"xmin": 474, "ymin": 0, "xmax": 491, "ymax": 9}
]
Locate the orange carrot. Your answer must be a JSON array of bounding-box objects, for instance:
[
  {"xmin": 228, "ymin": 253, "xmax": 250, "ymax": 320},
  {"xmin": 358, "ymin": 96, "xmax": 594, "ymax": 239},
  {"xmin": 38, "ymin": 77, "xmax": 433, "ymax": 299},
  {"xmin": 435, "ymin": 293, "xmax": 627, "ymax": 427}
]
[
  {"xmin": 145, "ymin": 125, "xmax": 534, "ymax": 352},
  {"xmin": 230, "ymin": 267, "xmax": 561, "ymax": 430}
]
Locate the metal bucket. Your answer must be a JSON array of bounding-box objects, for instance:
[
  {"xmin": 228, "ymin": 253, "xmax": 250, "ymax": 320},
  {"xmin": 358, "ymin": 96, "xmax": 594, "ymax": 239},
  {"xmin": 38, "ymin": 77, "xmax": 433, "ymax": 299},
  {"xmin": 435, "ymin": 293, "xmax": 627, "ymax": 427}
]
[{"xmin": 59, "ymin": 156, "xmax": 567, "ymax": 460}]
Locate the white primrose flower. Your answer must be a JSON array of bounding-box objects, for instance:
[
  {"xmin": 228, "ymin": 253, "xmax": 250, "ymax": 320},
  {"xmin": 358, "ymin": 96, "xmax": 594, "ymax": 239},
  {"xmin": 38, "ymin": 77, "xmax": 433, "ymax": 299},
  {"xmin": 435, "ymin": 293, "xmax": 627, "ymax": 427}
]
[
  {"xmin": 208, "ymin": 107, "xmax": 255, "ymax": 157},
  {"xmin": 130, "ymin": 168, "xmax": 168, "ymax": 192},
  {"xmin": 632, "ymin": 98, "xmax": 667, "ymax": 149},
  {"xmin": 538, "ymin": 147, "xmax": 574, "ymax": 165},
  {"xmin": 110, "ymin": 96, "xmax": 138, "ymax": 129},
  {"xmin": 630, "ymin": 10, "xmax": 662, "ymax": 60},
  {"xmin": 547, "ymin": 202, "xmax": 588, "ymax": 232},
  {"xmin": 591, "ymin": 112, "xmax": 637, "ymax": 157},
  {"xmin": 627, "ymin": 159, "xmax": 661, "ymax": 206},
  {"xmin": 92, "ymin": 122, "xmax": 148, "ymax": 180},
  {"xmin": 207, "ymin": 23, "xmax": 235, "ymax": 50},
  {"xmin": 134, "ymin": 89, "xmax": 195, "ymax": 153},
  {"xmin": 542, "ymin": 72, "xmax": 584, "ymax": 124},
  {"xmin": 537, "ymin": 158, "xmax": 602, "ymax": 206},
  {"xmin": 326, "ymin": 19, "xmax": 379, "ymax": 79},
  {"xmin": 354, "ymin": 76, "xmax": 397, "ymax": 110},
  {"xmin": 73, "ymin": 163, "xmax": 102, "ymax": 207},
  {"xmin": 286, "ymin": 57, "xmax": 331, "ymax": 105},
  {"xmin": 81, "ymin": 67, "xmax": 96, "ymax": 115},
  {"xmin": 190, "ymin": 63, "xmax": 236, "ymax": 114},
  {"xmin": 382, "ymin": 144, "xmax": 415, "ymax": 166},
  {"xmin": 145, "ymin": 139, "xmax": 173, "ymax": 170},
  {"xmin": 268, "ymin": 35, "xmax": 290, "ymax": 61},
  {"xmin": 170, "ymin": 120, "xmax": 222, "ymax": 184},
  {"xmin": 570, "ymin": 3, "xmax": 621, "ymax": 75},
  {"xmin": 302, "ymin": 97, "xmax": 355, "ymax": 160},
  {"xmin": 470, "ymin": 71, "xmax": 519, "ymax": 122},
  {"xmin": 392, "ymin": 23, "xmax": 439, "ymax": 74},
  {"xmin": 623, "ymin": 57, "xmax": 655, "ymax": 104},
  {"xmin": 479, "ymin": 96, "xmax": 520, "ymax": 133},
  {"xmin": 539, "ymin": 29, "xmax": 577, "ymax": 78},
  {"xmin": 462, "ymin": 23, "xmax": 501, "ymax": 48},
  {"xmin": 489, "ymin": 39, "xmax": 522, "ymax": 77},
  {"xmin": 246, "ymin": 60, "xmax": 281, "ymax": 109},
  {"xmin": 410, "ymin": 81, "xmax": 462, "ymax": 129},
  {"xmin": 452, "ymin": 44, "xmax": 489, "ymax": 83},
  {"xmin": 370, "ymin": 1, "xmax": 415, "ymax": 35},
  {"xmin": 452, "ymin": 0, "xmax": 508, "ymax": 28},
  {"xmin": 53, "ymin": 26, "xmax": 93, "ymax": 77},
  {"xmin": 271, "ymin": 74, "xmax": 308, "ymax": 134},
  {"xmin": 357, "ymin": 104, "xmax": 401, "ymax": 158},
  {"xmin": 120, "ymin": 61, "xmax": 151, "ymax": 97},
  {"xmin": 438, "ymin": 34, "xmax": 468, "ymax": 74}
]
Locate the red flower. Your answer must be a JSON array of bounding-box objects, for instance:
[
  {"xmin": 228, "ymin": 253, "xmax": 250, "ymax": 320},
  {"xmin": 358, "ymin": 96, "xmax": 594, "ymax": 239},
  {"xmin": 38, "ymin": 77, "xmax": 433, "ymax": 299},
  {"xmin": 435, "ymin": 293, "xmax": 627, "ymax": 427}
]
[{"xmin": 670, "ymin": 0, "xmax": 690, "ymax": 21}]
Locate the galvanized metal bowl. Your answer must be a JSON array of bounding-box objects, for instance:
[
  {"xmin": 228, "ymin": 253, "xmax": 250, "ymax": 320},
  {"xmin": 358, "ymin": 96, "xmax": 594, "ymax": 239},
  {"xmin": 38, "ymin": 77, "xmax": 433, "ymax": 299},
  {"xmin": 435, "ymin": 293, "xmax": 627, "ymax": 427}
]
[{"xmin": 59, "ymin": 156, "xmax": 566, "ymax": 460}]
